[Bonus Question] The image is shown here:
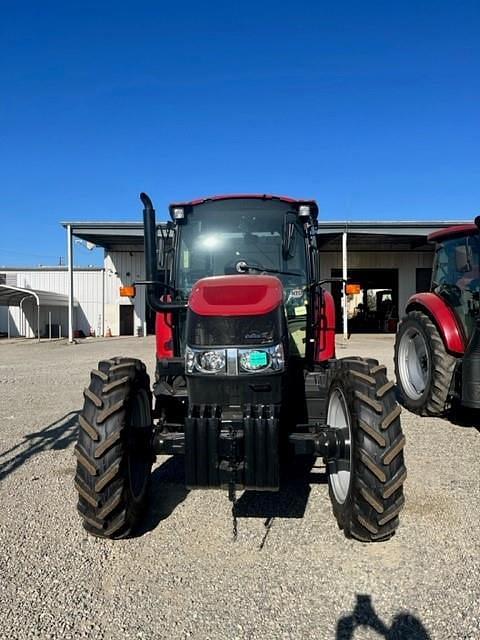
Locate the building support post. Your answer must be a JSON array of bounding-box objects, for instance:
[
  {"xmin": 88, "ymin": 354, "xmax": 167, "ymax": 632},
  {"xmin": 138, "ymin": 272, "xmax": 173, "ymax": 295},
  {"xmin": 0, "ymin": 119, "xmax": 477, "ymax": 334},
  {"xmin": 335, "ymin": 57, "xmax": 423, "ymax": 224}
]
[
  {"xmin": 37, "ymin": 301, "xmax": 40, "ymax": 342},
  {"xmin": 101, "ymin": 266, "xmax": 105, "ymax": 337},
  {"xmin": 67, "ymin": 224, "xmax": 74, "ymax": 343},
  {"xmin": 342, "ymin": 230, "xmax": 348, "ymax": 347},
  {"xmin": 7, "ymin": 307, "xmax": 10, "ymax": 340},
  {"xmin": 20, "ymin": 297, "xmax": 26, "ymax": 337}
]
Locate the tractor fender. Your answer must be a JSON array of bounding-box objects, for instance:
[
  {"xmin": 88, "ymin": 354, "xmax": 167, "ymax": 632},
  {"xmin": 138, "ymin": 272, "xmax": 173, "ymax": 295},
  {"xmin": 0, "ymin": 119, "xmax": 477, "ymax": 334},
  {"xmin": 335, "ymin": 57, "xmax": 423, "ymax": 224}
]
[
  {"xmin": 155, "ymin": 293, "xmax": 174, "ymax": 358},
  {"xmin": 405, "ymin": 292, "xmax": 465, "ymax": 356}
]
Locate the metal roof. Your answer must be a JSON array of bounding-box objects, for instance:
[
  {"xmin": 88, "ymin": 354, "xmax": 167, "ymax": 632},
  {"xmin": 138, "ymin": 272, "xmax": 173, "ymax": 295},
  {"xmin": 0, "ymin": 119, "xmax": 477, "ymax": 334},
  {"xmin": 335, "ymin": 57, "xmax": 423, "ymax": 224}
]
[
  {"xmin": 60, "ymin": 221, "xmax": 161, "ymax": 248},
  {"xmin": 61, "ymin": 219, "xmax": 471, "ymax": 250},
  {"xmin": 0, "ymin": 285, "xmax": 75, "ymax": 307},
  {"xmin": 169, "ymin": 193, "xmax": 315, "ymax": 206},
  {"xmin": 315, "ymin": 220, "xmax": 471, "ymax": 236},
  {"xmin": 0, "ymin": 266, "xmax": 103, "ymax": 272}
]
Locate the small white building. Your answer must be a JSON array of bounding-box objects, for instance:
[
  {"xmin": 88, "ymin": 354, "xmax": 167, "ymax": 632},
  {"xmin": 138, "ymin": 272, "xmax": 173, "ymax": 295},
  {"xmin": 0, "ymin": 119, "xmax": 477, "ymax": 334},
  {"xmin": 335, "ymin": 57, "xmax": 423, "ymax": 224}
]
[{"xmin": 0, "ymin": 267, "xmax": 104, "ymax": 338}]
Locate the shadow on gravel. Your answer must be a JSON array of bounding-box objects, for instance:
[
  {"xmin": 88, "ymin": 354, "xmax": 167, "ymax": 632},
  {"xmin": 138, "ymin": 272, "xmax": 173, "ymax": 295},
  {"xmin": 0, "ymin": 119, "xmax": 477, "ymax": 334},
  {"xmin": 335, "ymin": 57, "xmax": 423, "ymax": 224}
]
[
  {"xmin": 0, "ymin": 411, "xmax": 79, "ymax": 482},
  {"xmin": 235, "ymin": 456, "xmax": 326, "ymax": 520},
  {"xmin": 138, "ymin": 456, "xmax": 189, "ymax": 535},
  {"xmin": 336, "ymin": 594, "xmax": 431, "ymax": 640},
  {"xmin": 395, "ymin": 387, "xmax": 480, "ymax": 433},
  {"xmin": 445, "ymin": 406, "xmax": 480, "ymax": 432},
  {"xmin": 137, "ymin": 455, "xmax": 326, "ymax": 536}
]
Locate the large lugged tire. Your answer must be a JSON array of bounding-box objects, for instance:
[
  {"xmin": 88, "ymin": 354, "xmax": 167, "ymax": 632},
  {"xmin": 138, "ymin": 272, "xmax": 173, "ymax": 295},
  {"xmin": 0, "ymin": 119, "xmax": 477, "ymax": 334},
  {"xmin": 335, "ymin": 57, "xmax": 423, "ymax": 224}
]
[
  {"xmin": 394, "ymin": 310, "xmax": 456, "ymax": 416},
  {"xmin": 74, "ymin": 357, "xmax": 153, "ymax": 538},
  {"xmin": 327, "ymin": 358, "xmax": 406, "ymax": 542}
]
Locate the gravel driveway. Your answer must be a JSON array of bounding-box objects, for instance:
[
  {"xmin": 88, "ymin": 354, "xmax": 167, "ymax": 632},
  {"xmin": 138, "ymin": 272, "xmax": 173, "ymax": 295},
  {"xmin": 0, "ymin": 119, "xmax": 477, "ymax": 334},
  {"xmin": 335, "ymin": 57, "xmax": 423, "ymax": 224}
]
[{"xmin": 0, "ymin": 334, "xmax": 478, "ymax": 639}]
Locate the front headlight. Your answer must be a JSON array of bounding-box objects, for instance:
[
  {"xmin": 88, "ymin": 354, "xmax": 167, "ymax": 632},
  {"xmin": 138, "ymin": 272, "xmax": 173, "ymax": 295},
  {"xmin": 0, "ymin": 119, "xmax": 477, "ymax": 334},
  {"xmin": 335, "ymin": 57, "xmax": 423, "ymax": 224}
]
[
  {"xmin": 197, "ymin": 350, "xmax": 226, "ymax": 373},
  {"xmin": 185, "ymin": 344, "xmax": 284, "ymax": 375},
  {"xmin": 185, "ymin": 346, "xmax": 226, "ymax": 374},
  {"xmin": 239, "ymin": 349, "xmax": 269, "ymax": 372},
  {"xmin": 238, "ymin": 344, "xmax": 284, "ymax": 372}
]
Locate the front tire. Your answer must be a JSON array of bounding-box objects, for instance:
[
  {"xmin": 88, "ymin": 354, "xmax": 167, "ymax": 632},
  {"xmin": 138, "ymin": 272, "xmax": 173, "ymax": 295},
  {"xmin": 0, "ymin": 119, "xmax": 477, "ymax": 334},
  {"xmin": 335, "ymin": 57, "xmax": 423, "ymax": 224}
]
[
  {"xmin": 394, "ymin": 310, "xmax": 456, "ymax": 416},
  {"xmin": 327, "ymin": 358, "xmax": 407, "ymax": 542},
  {"xmin": 74, "ymin": 357, "xmax": 153, "ymax": 538}
]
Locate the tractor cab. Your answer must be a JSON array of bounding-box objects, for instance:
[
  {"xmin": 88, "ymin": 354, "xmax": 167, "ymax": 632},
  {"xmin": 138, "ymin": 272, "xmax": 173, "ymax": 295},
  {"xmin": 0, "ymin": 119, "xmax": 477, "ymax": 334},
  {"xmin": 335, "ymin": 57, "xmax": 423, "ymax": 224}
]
[
  {"xmin": 149, "ymin": 195, "xmax": 319, "ymax": 360},
  {"xmin": 430, "ymin": 224, "xmax": 480, "ymax": 341}
]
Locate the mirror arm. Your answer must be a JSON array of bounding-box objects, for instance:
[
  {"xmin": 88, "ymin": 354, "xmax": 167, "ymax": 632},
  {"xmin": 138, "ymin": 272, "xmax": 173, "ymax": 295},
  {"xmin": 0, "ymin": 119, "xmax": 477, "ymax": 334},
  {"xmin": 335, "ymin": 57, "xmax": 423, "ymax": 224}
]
[{"xmin": 309, "ymin": 277, "xmax": 347, "ymax": 289}]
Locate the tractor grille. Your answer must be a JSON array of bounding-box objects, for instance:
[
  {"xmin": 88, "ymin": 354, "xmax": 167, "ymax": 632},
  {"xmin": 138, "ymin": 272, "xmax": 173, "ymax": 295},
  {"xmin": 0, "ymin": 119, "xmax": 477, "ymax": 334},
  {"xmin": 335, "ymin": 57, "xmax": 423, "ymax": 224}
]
[{"xmin": 186, "ymin": 309, "xmax": 283, "ymax": 347}]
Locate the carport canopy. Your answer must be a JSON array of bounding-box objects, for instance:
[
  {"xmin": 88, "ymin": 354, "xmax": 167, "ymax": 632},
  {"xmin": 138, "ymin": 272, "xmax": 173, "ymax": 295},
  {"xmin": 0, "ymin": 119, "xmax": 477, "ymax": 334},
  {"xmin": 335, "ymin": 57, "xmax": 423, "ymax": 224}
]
[
  {"xmin": 0, "ymin": 285, "xmax": 75, "ymax": 340},
  {"xmin": 0, "ymin": 284, "xmax": 72, "ymax": 308}
]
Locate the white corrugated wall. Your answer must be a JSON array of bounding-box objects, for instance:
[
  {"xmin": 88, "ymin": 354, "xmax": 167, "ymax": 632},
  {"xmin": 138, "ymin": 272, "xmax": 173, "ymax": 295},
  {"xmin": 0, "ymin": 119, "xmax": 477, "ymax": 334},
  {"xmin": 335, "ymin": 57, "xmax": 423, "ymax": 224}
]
[
  {"xmin": 1, "ymin": 269, "xmax": 104, "ymax": 338},
  {"xmin": 104, "ymin": 247, "xmax": 145, "ymax": 336}
]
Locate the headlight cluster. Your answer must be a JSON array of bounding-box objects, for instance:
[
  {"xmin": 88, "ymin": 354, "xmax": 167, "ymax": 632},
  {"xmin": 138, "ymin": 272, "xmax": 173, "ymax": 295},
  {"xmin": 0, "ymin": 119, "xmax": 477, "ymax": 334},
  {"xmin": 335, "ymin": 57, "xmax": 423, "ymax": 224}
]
[
  {"xmin": 238, "ymin": 345, "xmax": 284, "ymax": 372},
  {"xmin": 185, "ymin": 344, "xmax": 284, "ymax": 375}
]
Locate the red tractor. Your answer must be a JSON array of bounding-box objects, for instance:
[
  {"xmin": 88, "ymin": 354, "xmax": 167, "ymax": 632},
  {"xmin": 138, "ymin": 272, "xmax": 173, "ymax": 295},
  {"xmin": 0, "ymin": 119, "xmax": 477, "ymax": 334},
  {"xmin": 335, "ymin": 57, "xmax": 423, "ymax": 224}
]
[
  {"xmin": 395, "ymin": 218, "xmax": 480, "ymax": 416},
  {"xmin": 74, "ymin": 194, "xmax": 406, "ymax": 541}
]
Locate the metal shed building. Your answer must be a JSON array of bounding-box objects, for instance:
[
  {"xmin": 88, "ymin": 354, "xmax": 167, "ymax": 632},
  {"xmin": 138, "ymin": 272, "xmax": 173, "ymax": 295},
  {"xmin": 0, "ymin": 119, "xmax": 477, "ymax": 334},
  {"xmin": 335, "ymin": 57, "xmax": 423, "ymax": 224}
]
[{"xmin": 58, "ymin": 218, "xmax": 469, "ymax": 340}]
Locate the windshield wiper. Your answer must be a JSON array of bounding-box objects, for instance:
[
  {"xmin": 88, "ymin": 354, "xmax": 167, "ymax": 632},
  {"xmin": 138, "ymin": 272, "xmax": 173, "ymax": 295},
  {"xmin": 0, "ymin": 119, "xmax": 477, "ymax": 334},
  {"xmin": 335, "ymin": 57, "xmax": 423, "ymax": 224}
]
[{"xmin": 235, "ymin": 260, "xmax": 301, "ymax": 277}]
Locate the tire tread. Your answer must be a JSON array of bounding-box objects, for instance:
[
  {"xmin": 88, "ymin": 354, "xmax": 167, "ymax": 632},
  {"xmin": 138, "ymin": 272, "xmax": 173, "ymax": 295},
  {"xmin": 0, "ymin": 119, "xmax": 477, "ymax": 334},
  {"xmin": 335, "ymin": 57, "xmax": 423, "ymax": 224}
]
[{"xmin": 328, "ymin": 358, "xmax": 407, "ymax": 542}]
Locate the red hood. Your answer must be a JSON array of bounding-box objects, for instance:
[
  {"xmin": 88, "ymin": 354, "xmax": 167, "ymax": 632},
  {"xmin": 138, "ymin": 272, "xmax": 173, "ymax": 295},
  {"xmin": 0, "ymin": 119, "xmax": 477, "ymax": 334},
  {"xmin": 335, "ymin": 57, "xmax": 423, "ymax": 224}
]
[{"xmin": 188, "ymin": 275, "xmax": 283, "ymax": 317}]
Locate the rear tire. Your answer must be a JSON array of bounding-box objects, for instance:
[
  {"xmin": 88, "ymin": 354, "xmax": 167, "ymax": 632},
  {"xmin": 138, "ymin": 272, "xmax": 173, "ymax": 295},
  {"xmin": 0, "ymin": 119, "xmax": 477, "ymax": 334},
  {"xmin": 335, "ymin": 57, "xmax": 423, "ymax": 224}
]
[
  {"xmin": 394, "ymin": 310, "xmax": 456, "ymax": 416},
  {"xmin": 74, "ymin": 357, "xmax": 153, "ymax": 538},
  {"xmin": 327, "ymin": 358, "xmax": 407, "ymax": 542}
]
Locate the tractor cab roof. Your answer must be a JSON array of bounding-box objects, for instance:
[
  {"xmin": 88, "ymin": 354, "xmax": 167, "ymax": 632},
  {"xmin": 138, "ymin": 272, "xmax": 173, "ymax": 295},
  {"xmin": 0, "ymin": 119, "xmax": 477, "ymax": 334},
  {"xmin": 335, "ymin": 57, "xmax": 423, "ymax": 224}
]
[
  {"xmin": 169, "ymin": 194, "xmax": 319, "ymax": 219},
  {"xmin": 428, "ymin": 223, "xmax": 479, "ymax": 243}
]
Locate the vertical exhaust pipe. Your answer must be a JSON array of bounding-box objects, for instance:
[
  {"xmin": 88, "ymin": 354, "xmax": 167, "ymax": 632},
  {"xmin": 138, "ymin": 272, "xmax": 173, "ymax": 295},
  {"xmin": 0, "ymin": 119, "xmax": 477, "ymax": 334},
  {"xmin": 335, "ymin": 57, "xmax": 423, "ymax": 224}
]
[
  {"xmin": 140, "ymin": 192, "xmax": 158, "ymax": 288},
  {"xmin": 140, "ymin": 192, "xmax": 186, "ymax": 313}
]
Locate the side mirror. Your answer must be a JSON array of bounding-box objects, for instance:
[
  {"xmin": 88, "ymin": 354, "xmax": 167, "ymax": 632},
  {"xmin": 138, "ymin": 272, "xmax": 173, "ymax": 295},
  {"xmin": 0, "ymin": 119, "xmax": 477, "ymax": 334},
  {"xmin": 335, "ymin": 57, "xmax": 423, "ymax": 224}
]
[{"xmin": 455, "ymin": 241, "xmax": 472, "ymax": 273}]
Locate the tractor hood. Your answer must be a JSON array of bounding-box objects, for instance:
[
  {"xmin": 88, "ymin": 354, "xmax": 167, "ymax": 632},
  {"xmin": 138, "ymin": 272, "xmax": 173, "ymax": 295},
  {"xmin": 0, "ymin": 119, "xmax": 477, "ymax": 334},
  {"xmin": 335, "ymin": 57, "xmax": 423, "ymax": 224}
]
[{"xmin": 188, "ymin": 275, "xmax": 283, "ymax": 317}]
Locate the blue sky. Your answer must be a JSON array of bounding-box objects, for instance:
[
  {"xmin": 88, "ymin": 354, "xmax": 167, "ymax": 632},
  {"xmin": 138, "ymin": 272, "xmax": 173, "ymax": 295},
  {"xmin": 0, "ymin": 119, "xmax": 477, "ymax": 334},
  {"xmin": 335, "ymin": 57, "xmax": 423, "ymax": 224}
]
[{"xmin": 1, "ymin": 1, "xmax": 479, "ymax": 266}]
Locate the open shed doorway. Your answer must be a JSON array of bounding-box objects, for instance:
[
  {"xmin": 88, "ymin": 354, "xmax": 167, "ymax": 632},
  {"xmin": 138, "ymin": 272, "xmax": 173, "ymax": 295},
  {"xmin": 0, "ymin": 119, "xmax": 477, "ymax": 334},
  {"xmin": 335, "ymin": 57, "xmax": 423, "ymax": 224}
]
[
  {"xmin": 145, "ymin": 303, "xmax": 156, "ymax": 335},
  {"xmin": 119, "ymin": 305, "xmax": 134, "ymax": 336},
  {"xmin": 331, "ymin": 268, "xmax": 399, "ymax": 333}
]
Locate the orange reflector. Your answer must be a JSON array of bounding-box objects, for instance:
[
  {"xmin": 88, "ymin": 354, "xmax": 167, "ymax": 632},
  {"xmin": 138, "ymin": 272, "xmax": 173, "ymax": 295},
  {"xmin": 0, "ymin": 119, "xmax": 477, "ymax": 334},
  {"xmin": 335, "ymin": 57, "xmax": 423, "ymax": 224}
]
[
  {"xmin": 120, "ymin": 285, "xmax": 136, "ymax": 298},
  {"xmin": 346, "ymin": 283, "xmax": 361, "ymax": 295}
]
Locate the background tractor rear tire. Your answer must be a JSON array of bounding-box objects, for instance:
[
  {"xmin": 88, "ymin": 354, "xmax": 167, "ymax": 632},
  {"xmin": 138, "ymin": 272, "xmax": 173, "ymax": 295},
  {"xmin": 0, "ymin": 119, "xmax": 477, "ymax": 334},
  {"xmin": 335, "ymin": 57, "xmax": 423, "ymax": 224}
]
[
  {"xmin": 394, "ymin": 310, "xmax": 456, "ymax": 416},
  {"xmin": 74, "ymin": 357, "xmax": 153, "ymax": 538},
  {"xmin": 327, "ymin": 358, "xmax": 407, "ymax": 542}
]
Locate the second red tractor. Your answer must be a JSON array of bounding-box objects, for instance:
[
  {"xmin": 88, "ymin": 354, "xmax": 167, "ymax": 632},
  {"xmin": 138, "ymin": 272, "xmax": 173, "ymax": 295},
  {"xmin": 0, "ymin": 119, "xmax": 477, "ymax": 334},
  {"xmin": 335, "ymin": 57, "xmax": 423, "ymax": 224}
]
[{"xmin": 395, "ymin": 218, "xmax": 480, "ymax": 416}]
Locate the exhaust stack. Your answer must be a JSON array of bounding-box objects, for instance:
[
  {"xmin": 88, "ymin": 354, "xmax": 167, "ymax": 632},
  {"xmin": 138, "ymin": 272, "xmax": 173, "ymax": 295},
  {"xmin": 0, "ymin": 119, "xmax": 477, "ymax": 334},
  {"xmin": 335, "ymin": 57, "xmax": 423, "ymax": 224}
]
[{"xmin": 140, "ymin": 192, "xmax": 186, "ymax": 313}]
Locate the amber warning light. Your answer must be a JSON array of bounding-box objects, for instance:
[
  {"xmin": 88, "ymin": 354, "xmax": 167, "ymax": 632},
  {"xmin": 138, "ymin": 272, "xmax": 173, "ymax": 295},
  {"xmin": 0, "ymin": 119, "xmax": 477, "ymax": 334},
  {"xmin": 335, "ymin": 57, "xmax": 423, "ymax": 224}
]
[
  {"xmin": 120, "ymin": 285, "xmax": 136, "ymax": 298},
  {"xmin": 345, "ymin": 283, "xmax": 361, "ymax": 295}
]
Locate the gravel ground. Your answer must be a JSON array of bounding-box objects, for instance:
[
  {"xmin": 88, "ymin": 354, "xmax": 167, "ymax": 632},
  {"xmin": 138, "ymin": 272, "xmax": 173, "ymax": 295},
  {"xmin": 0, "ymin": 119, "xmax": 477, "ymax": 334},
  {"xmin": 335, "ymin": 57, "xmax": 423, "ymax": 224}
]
[{"xmin": 0, "ymin": 334, "xmax": 479, "ymax": 640}]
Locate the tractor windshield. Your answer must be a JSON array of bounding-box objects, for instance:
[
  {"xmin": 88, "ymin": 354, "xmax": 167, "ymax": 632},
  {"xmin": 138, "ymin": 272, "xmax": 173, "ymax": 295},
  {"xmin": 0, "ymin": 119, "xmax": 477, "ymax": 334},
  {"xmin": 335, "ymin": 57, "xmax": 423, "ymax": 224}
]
[
  {"xmin": 174, "ymin": 199, "xmax": 308, "ymax": 310},
  {"xmin": 432, "ymin": 234, "xmax": 480, "ymax": 340}
]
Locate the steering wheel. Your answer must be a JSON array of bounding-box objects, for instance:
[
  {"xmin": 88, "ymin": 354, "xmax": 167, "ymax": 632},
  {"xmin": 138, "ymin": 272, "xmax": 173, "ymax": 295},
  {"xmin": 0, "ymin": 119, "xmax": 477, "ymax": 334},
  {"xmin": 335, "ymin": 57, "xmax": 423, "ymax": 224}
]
[
  {"xmin": 437, "ymin": 282, "xmax": 462, "ymax": 305},
  {"xmin": 467, "ymin": 278, "xmax": 480, "ymax": 292},
  {"xmin": 155, "ymin": 283, "xmax": 177, "ymax": 292}
]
